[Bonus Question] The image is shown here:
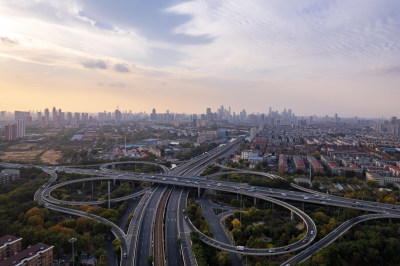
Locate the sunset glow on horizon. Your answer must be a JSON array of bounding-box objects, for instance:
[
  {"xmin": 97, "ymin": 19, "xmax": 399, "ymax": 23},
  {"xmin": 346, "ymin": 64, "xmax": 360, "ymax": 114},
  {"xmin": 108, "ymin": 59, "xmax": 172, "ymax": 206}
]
[{"xmin": 1, "ymin": 0, "xmax": 400, "ymax": 117}]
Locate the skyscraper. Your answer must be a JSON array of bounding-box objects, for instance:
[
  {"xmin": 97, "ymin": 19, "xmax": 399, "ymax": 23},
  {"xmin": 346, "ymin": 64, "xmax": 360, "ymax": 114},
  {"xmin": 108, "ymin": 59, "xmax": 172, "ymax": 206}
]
[
  {"xmin": 115, "ymin": 109, "xmax": 122, "ymax": 121},
  {"xmin": 4, "ymin": 123, "xmax": 17, "ymax": 140},
  {"xmin": 150, "ymin": 108, "xmax": 157, "ymax": 121},
  {"xmin": 16, "ymin": 120, "xmax": 25, "ymax": 138},
  {"xmin": 52, "ymin": 107, "xmax": 57, "ymax": 122},
  {"xmin": 44, "ymin": 108, "xmax": 50, "ymax": 125}
]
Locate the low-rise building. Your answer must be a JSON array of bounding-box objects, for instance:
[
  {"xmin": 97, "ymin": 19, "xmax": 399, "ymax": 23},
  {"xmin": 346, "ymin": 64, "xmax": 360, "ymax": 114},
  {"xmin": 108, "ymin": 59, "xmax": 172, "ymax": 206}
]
[
  {"xmin": 307, "ymin": 156, "xmax": 324, "ymax": 174},
  {"xmin": 293, "ymin": 155, "xmax": 306, "ymax": 172},
  {"xmin": 0, "ymin": 235, "xmax": 22, "ymax": 262},
  {"xmin": 389, "ymin": 166, "xmax": 400, "ymax": 177},
  {"xmin": 0, "ymin": 169, "xmax": 20, "ymax": 184},
  {"xmin": 279, "ymin": 154, "xmax": 288, "ymax": 173},
  {"xmin": 1, "ymin": 243, "xmax": 53, "ymax": 266},
  {"xmin": 241, "ymin": 150, "xmax": 258, "ymax": 160},
  {"xmin": 156, "ymin": 139, "xmax": 170, "ymax": 147},
  {"xmin": 366, "ymin": 172, "xmax": 400, "ymax": 186},
  {"xmin": 149, "ymin": 147, "xmax": 161, "ymax": 157},
  {"xmin": 248, "ymin": 156, "xmax": 264, "ymax": 165}
]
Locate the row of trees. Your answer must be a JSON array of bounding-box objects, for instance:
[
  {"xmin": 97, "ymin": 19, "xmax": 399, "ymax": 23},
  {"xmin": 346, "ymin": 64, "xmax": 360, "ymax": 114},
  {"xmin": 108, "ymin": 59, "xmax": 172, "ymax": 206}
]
[
  {"xmin": 225, "ymin": 207, "xmax": 303, "ymax": 248},
  {"xmin": 215, "ymin": 173, "xmax": 292, "ymax": 189},
  {"xmin": 300, "ymin": 221, "xmax": 400, "ymax": 265},
  {"xmin": 186, "ymin": 202, "xmax": 212, "ymax": 236},
  {"xmin": 0, "ymin": 167, "xmax": 111, "ymax": 264},
  {"xmin": 190, "ymin": 232, "xmax": 232, "ymax": 266}
]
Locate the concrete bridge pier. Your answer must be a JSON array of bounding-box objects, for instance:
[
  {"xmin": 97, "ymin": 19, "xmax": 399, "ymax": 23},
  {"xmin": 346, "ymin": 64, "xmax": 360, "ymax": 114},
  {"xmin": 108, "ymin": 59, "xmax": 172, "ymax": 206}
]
[
  {"xmin": 290, "ymin": 211, "xmax": 294, "ymax": 221},
  {"xmin": 254, "ymin": 197, "xmax": 257, "ymax": 206},
  {"xmin": 198, "ymin": 187, "xmax": 201, "ymax": 197}
]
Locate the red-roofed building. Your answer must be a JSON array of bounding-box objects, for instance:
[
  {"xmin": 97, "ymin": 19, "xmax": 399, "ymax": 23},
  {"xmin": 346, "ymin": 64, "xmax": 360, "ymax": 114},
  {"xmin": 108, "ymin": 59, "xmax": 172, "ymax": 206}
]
[
  {"xmin": 389, "ymin": 166, "xmax": 400, "ymax": 177},
  {"xmin": 293, "ymin": 156, "xmax": 306, "ymax": 172},
  {"xmin": 307, "ymin": 156, "xmax": 323, "ymax": 174},
  {"xmin": 279, "ymin": 154, "xmax": 288, "ymax": 173}
]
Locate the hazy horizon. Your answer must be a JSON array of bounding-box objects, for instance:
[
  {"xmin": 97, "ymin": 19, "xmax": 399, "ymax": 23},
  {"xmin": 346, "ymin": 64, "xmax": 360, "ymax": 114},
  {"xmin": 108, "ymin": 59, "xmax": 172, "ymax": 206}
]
[{"xmin": 1, "ymin": 1, "xmax": 400, "ymax": 117}]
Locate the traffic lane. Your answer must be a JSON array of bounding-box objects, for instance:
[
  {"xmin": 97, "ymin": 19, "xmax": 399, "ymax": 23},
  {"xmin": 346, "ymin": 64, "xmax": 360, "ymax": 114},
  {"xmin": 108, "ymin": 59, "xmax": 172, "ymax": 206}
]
[
  {"xmin": 197, "ymin": 197, "xmax": 242, "ymax": 266},
  {"xmin": 43, "ymin": 170, "xmax": 400, "ymax": 216},
  {"xmin": 165, "ymin": 188, "xmax": 183, "ymax": 266},
  {"xmin": 282, "ymin": 214, "xmax": 400, "ymax": 265},
  {"xmin": 178, "ymin": 189, "xmax": 194, "ymax": 266},
  {"xmin": 135, "ymin": 186, "xmax": 165, "ymax": 266},
  {"xmin": 186, "ymin": 191, "xmax": 317, "ymax": 256}
]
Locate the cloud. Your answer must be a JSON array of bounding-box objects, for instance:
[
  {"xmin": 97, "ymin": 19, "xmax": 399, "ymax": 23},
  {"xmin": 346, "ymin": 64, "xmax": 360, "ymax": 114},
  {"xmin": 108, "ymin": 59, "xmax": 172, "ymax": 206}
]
[
  {"xmin": 368, "ymin": 64, "xmax": 400, "ymax": 76},
  {"xmin": 82, "ymin": 59, "xmax": 108, "ymax": 69},
  {"xmin": 0, "ymin": 36, "xmax": 18, "ymax": 46},
  {"xmin": 114, "ymin": 63, "xmax": 130, "ymax": 73},
  {"xmin": 109, "ymin": 82, "xmax": 126, "ymax": 88},
  {"xmin": 166, "ymin": 0, "xmax": 400, "ymax": 76}
]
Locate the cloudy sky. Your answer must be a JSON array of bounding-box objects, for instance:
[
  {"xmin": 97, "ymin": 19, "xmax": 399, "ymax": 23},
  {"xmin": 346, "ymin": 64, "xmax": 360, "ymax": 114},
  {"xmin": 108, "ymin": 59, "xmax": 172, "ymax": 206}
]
[{"xmin": 1, "ymin": 0, "xmax": 400, "ymax": 117}]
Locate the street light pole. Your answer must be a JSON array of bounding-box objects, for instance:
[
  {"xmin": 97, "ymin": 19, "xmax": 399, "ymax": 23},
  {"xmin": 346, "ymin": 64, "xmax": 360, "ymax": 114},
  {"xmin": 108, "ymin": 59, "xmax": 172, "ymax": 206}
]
[
  {"xmin": 69, "ymin": 237, "xmax": 77, "ymax": 266},
  {"xmin": 239, "ymin": 194, "xmax": 242, "ymax": 223}
]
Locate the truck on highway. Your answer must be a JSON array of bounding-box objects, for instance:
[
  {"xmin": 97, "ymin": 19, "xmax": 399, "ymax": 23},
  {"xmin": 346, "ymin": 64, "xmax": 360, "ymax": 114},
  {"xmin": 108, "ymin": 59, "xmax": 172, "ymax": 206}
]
[{"xmin": 236, "ymin": 246, "xmax": 245, "ymax": 251}]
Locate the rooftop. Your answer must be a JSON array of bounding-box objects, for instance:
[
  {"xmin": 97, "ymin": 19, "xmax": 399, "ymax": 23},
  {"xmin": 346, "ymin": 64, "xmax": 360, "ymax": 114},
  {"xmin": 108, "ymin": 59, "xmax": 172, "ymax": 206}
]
[
  {"xmin": 1, "ymin": 243, "xmax": 53, "ymax": 266},
  {"xmin": 0, "ymin": 235, "xmax": 21, "ymax": 248}
]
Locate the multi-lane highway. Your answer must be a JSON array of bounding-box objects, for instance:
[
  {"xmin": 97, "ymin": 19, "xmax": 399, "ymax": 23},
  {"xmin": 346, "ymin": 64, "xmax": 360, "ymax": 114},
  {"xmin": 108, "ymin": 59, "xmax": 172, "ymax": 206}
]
[
  {"xmin": 135, "ymin": 185, "xmax": 167, "ymax": 266},
  {"xmin": 165, "ymin": 188, "xmax": 184, "ymax": 266},
  {"xmin": 282, "ymin": 213, "xmax": 400, "ymax": 266},
  {"xmin": 37, "ymin": 162, "xmax": 400, "ymax": 257},
  {"xmin": 11, "ymin": 134, "xmax": 399, "ymax": 266}
]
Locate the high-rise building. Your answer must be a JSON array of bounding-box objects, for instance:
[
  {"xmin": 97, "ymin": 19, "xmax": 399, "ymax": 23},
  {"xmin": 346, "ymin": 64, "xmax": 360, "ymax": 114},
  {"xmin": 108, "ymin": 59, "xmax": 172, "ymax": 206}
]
[
  {"xmin": 4, "ymin": 123, "xmax": 17, "ymax": 140},
  {"xmin": 52, "ymin": 107, "xmax": 57, "ymax": 122},
  {"xmin": 74, "ymin": 112, "xmax": 80, "ymax": 123},
  {"xmin": 98, "ymin": 111, "xmax": 107, "ymax": 121},
  {"xmin": 16, "ymin": 120, "xmax": 25, "ymax": 138},
  {"xmin": 58, "ymin": 109, "xmax": 65, "ymax": 124},
  {"xmin": 44, "ymin": 108, "xmax": 50, "ymax": 125},
  {"xmin": 206, "ymin": 108, "xmax": 212, "ymax": 121},
  {"xmin": 115, "ymin": 109, "xmax": 122, "ymax": 121},
  {"xmin": 67, "ymin": 112, "xmax": 72, "ymax": 124},
  {"xmin": 150, "ymin": 108, "xmax": 157, "ymax": 121}
]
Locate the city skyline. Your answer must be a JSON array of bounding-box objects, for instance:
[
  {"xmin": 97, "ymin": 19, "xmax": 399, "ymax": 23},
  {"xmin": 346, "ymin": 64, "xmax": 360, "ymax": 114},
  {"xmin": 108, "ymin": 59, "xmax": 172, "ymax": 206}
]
[
  {"xmin": 1, "ymin": 1, "xmax": 400, "ymax": 116},
  {"xmin": 1, "ymin": 105, "xmax": 399, "ymax": 120}
]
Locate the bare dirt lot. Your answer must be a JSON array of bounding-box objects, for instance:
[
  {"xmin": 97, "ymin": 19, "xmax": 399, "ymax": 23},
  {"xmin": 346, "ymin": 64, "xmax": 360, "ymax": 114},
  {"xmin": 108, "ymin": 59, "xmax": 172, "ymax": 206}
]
[
  {"xmin": 7, "ymin": 143, "xmax": 38, "ymax": 151},
  {"xmin": 41, "ymin": 150, "xmax": 62, "ymax": 165},
  {"xmin": 0, "ymin": 150, "xmax": 43, "ymax": 163}
]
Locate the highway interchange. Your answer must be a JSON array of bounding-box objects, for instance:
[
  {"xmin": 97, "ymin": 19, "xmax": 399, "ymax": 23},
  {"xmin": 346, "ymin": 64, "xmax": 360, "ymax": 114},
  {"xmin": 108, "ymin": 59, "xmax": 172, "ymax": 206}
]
[{"xmin": 3, "ymin": 135, "xmax": 400, "ymax": 265}]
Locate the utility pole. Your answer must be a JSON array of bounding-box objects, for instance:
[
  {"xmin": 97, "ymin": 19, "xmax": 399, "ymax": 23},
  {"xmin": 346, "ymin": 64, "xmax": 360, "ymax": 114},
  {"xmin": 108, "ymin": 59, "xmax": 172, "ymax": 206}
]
[
  {"xmin": 124, "ymin": 136, "xmax": 127, "ymax": 156},
  {"xmin": 108, "ymin": 181, "xmax": 111, "ymax": 209},
  {"xmin": 239, "ymin": 194, "xmax": 242, "ymax": 223}
]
